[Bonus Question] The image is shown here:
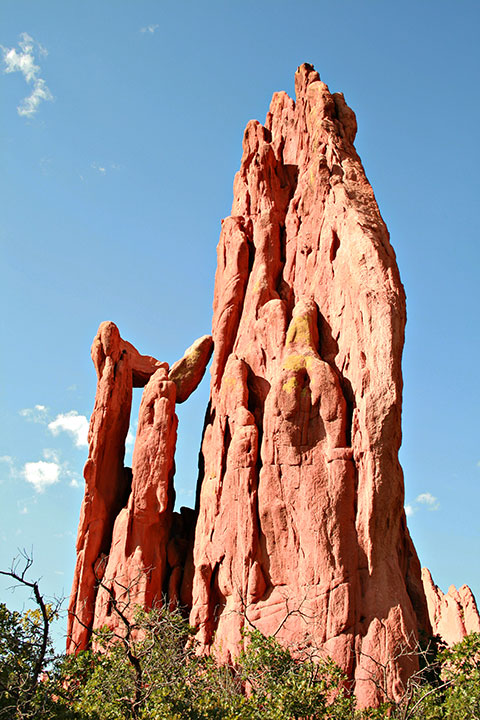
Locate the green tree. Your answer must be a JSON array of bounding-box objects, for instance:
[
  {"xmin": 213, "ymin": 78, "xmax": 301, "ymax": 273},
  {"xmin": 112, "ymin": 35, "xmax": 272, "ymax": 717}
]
[
  {"xmin": 58, "ymin": 605, "xmax": 356, "ymax": 719},
  {"xmin": 0, "ymin": 552, "xmax": 61, "ymax": 719},
  {"xmin": 4, "ymin": 552, "xmax": 480, "ymax": 720},
  {"xmin": 442, "ymin": 632, "xmax": 480, "ymax": 720}
]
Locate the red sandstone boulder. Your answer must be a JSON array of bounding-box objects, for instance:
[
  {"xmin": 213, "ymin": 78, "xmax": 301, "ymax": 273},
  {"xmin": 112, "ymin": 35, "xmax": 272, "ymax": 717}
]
[
  {"xmin": 169, "ymin": 335, "xmax": 213, "ymax": 403},
  {"xmin": 190, "ymin": 63, "xmax": 430, "ymax": 707},
  {"xmin": 422, "ymin": 568, "xmax": 480, "ymax": 646}
]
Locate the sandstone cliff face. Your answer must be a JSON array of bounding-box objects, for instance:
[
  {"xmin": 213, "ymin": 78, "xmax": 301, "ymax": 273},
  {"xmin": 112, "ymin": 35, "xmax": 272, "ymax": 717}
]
[
  {"xmin": 189, "ymin": 64, "xmax": 429, "ymax": 706},
  {"xmin": 422, "ymin": 568, "xmax": 480, "ymax": 646}
]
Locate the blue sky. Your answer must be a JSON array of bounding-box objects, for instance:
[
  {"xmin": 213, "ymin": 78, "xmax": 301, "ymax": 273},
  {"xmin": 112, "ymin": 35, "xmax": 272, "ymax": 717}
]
[{"xmin": 1, "ymin": 1, "xmax": 479, "ymax": 631}]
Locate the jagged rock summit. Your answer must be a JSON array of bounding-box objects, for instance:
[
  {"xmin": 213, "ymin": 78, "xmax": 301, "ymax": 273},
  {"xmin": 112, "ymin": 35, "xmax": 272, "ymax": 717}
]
[
  {"xmin": 422, "ymin": 568, "xmax": 480, "ymax": 646},
  {"xmin": 68, "ymin": 64, "xmax": 479, "ymax": 707}
]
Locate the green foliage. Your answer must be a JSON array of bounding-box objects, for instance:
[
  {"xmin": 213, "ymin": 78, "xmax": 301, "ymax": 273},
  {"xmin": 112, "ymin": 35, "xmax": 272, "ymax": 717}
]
[
  {"xmin": 236, "ymin": 629, "xmax": 354, "ymax": 719},
  {"xmin": 441, "ymin": 631, "xmax": 480, "ymax": 720},
  {"xmin": 55, "ymin": 609, "xmax": 353, "ymax": 719},
  {"xmin": 0, "ymin": 602, "xmax": 57, "ymax": 719},
  {"xmin": 2, "ymin": 572, "xmax": 480, "ymax": 720}
]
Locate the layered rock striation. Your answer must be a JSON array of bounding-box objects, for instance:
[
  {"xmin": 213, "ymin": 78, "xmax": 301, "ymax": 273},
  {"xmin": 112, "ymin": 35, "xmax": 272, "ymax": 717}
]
[{"xmin": 68, "ymin": 64, "xmax": 479, "ymax": 707}]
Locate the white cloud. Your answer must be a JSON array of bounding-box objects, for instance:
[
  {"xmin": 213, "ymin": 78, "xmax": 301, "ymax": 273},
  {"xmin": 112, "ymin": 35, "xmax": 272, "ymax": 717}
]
[
  {"xmin": 90, "ymin": 162, "xmax": 121, "ymax": 175},
  {"xmin": 63, "ymin": 465, "xmax": 82, "ymax": 488},
  {"xmin": 1, "ymin": 32, "xmax": 53, "ymax": 117},
  {"xmin": 19, "ymin": 405, "xmax": 48, "ymax": 423},
  {"xmin": 91, "ymin": 162, "xmax": 106, "ymax": 175},
  {"xmin": 140, "ymin": 24, "xmax": 159, "ymax": 34},
  {"xmin": 3, "ymin": 33, "xmax": 39, "ymax": 81},
  {"xmin": 43, "ymin": 448, "xmax": 60, "ymax": 462},
  {"xmin": 0, "ymin": 455, "xmax": 15, "ymax": 481},
  {"xmin": 48, "ymin": 411, "xmax": 89, "ymax": 448},
  {"xmin": 416, "ymin": 492, "xmax": 440, "ymax": 511},
  {"xmin": 23, "ymin": 460, "xmax": 60, "ymax": 493},
  {"xmin": 18, "ymin": 77, "xmax": 53, "ymax": 117},
  {"xmin": 405, "ymin": 492, "xmax": 440, "ymax": 518}
]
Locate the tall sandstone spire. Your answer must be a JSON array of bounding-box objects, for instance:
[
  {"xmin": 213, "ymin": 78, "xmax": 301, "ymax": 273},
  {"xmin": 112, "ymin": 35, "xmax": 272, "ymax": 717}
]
[
  {"xmin": 68, "ymin": 64, "xmax": 479, "ymax": 708},
  {"xmin": 189, "ymin": 63, "xmax": 428, "ymax": 706}
]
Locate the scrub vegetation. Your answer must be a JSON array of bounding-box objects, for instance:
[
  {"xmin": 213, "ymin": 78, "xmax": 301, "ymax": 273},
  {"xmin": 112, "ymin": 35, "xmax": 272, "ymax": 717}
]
[{"xmin": 1, "ymin": 555, "xmax": 479, "ymax": 720}]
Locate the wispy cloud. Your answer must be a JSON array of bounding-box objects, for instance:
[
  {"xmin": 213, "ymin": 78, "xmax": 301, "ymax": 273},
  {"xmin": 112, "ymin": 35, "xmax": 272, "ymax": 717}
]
[
  {"xmin": 91, "ymin": 162, "xmax": 107, "ymax": 175},
  {"xmin": 23, "ymin": 460, "xmax": 60, "ymax": 493},
  {"xmin": 416, "ymin": 492, "xmax": 440, "ymax": 511},
  {"xmin": 90, "ymin": 162, "xmax": 121, "ymax": 176},
  {"xmin": 19, "ymin": 403, "xmax": 89, "ymax": 449},
  {"xmin": 48, "ymin": 411, "xmax": 89, "ymax": 448},
  {"xmin": 19, "ymin": 404, "xmax": 48, "ymax": 423},
  {"xmin": 140, "ymin": 24, "xmax": 159, "ymax": 34},
  {"xmin": 43, "ymin": 448, "xmax": 60, "ymax": 462},
  {"xmin": 18, "ymin": 451, "xmax": 81, "ymax": 493},
  {"xmin": 1, "ymin": 33, "xmax": 53, "ymax": 117},
  {"xmin": 405, "ymin": 492, "xmax": 440, "ymax": 517},
  {"xmin": 0, "ymin": 455, "xmax": 16, "ymax": 481}
]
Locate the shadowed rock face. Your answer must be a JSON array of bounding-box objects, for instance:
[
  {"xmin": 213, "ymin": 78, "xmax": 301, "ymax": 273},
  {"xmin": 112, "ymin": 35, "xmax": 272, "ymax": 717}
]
[
  {"xmin": 67, "ymin": 64, "xmax": 479, "ymax": 708},
  {"xmin": 189, "ymin": 63, "xmax": 429, "ymax": 707}
]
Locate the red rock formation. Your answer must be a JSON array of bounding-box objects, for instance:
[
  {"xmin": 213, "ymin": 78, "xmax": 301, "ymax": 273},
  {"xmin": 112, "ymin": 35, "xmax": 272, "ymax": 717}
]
[
  {"xmin": 67, "ymin": 323, "xmax": 212, "ymax": 652},
  {"xmin": 189, "ymin": 63, "xmax": 430, "ymax": 706},
  {"xmin": 68, "ymin": 64, "xmax": 480, "ymax": 708},
  {"xmin": 422, "ymin": 568, "xmax": 480, "ymax": 646}
]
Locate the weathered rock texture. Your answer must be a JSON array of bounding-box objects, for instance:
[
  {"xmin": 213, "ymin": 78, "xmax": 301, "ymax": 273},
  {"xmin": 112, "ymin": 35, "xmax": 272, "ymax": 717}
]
[
  {"xmin": 189, "ymin": 63, "xmax": 429, "ymax": 707},
  {"xmin": 68, "ymin": 64, "xmax": 479, "ymax": 707},
  {"xmin": 422, "ymin": 568, "xmax": 480, "ymax": 646},
  {"xmin": 67, "ymin": 322, "xmax": 212, "ymax": 652}
]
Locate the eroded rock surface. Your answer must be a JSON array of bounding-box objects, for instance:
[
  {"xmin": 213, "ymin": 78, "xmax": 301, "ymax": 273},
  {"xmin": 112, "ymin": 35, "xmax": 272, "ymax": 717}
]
[
  {"xmin": 422, "ymin": 568, "xmax": 480, "ymax": 646},
  {"xmin": 67, "ymin": 324, "xmax": 211, "ymax": 652},
  {"xmin": 68, "ymin": 65, "xmax": 479, "ymax": 708},
  {"xmin": 189, "ymin": 63, "xmax": 430, "ymax": 707}
]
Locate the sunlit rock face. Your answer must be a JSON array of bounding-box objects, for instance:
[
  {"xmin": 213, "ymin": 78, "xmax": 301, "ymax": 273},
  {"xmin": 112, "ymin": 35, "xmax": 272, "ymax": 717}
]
[
  {"xmin": 422, "ymin": 568, "xmax": 480, "ymax": 646},
  {"xmin": 67, "ymin": 64, "xmax": 479, "ymax": 708},
  {"xmin": 189, "ymin": 63, "xmax": 430, "ymax": 707},
  {"xmin": 67, "ymin": 323, "xmax": 212, "ymax": 652}
]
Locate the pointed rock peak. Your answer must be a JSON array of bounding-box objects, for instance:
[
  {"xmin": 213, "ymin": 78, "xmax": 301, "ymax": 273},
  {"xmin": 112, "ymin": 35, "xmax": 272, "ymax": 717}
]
[
  {"xmin": 295, "ymin": 62, "xmax": 321, "ymax": 94},
  {"xmin": 422, "ymin": 567, "xmax": 480, "ymax": 646}
]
